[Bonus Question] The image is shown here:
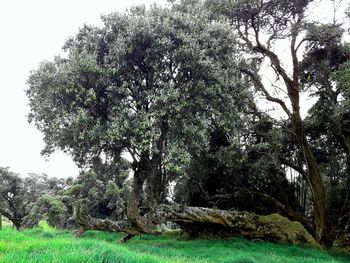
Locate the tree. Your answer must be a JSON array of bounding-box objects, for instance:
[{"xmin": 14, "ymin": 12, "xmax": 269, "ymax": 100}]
[
  {"xmin": 0, "ymin": 168, "xmax": 26, "ymax": 230},
  {"xmin": 22, "ymin": 176, "xmax": 72, "ymax": 229},
  {"xmin": 26, "ymin": 3, "xmax": 320, "ymax": 246},
  {"xmin": 27, "ymin": 4, "xmax": 252, "ymax": 238},
  {"xmin": 57, "ymin": 158, "xmax": 131, "ymax": 229},
  {"xmin": 204, "ymin": 0, "xmax": 349, "ymax": 244},
  {"xmin": 301, "ymin": 22, "xmax": 350, "ymax": 156},
  {"xmin": 0, "ymin": 168, "xmax": 67, "ymax": 230},
  {"xmin": 0, "ymin": 168, "xmax": 36, "ymax": 229},
  {"xmin": 298, "ymin": 21, "xmax": 350, "ymax": 229}
]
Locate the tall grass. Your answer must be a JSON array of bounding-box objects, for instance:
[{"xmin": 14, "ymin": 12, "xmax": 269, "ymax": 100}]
[{"xmin": 0, "ymin": 224, "xmax": 349, "ymax": 263}]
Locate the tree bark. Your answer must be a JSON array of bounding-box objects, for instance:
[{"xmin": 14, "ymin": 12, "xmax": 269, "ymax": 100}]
[
  {"xmin": 73, "ymin": 203, "xmax": 320, "ymax": 247},
  {"xmin": 206, "ymin": 191, "xmax": 313, "ymax": 233},
  {"xmin": 73, "ymin": 203, "xmax": 142, "ymax": 236},
  {"xmin": 127, "ymin": 173, "xmax": 146, "ymax": 231},
  {"xmin": 291, "ymin": 112, "xmax": 328, "ymax": 244},
  {"xmin": 14, "ymin": 222, "xmax": 20, "ymax": 231}
]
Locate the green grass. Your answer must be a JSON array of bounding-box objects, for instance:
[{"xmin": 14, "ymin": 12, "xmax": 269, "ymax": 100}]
[{"xmin": 0, "ymin": 223, "xmax": 349, "ymax": 263}]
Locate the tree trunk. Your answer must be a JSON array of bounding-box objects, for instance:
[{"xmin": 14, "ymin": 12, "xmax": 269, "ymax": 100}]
[
  {"xmin": 145, "ymin": 152, "xmax": 165, "ymax": 206},
  {"xmin": 72, "ymin": 146, "xmax": 321, "ymax": 246},
  {"xmin": 239, "ymin": 65, "xmax": 328, "ymax": 243},
  {"xmin": 14, "ymin": 222, "xmax": 20, "ymax": 231},
  {"xmin": 127, "ymin": 173, "xmax": 146, "ymax": 231},
  {"xmin": 250, "ymin": 26, "xmax": 329, "ymax": 245},
  {"xmin": 291, "ymin": 111, "xmax": 328, "ymax": 244},
  {"xmin": 126, "ymin": 153, "xmax": 159, "ymax": 234},
  {"xmin": 145, "ymin": 120, "xmax": 168, "ymax": 206},
  {"xmin": 73, "ymin": 203, "xmax": 320, "ymax": 247},
  {"xmin": 0, "ymin": 214, "xmax": 2, "ymax": 230},
  {"xmin": 206, "ymin": 191, "xmax": 313, "ymax": 233},
  {"xmin": 73, "ymin": 203, "xmax": 142, "ymax": 236}
]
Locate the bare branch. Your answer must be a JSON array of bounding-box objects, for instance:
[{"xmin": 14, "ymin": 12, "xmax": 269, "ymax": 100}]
[
  {"xmin": 279, "ymin": 157, "xmax": 306, "ymax": 177},
  {"xmin": 239, "ymin": 67, "xmax": 291, "ymax": 117},
  {"xmin": 254, "ymin": 41, "xmax": 295, "ymax": 92},
  {"xmin": 295, "ymin": 38, "xmax": 309, "ymax": 52},
  {"xmin": 291, "ymin": 19, "xmax": 302, "ymax": 85}
]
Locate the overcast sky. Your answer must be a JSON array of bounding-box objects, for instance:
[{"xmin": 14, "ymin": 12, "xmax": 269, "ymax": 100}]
[{"xmin": 0, "ymin": 0, "xmax": 165, "ymax": 178}]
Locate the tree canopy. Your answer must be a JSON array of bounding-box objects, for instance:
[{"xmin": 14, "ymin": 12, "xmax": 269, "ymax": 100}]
[{"xmin": 23, "ymin": 0, "xmax": 350, "ymax": 248}]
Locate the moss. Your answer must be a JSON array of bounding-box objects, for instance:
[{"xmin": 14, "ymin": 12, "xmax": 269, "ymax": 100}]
[{"xmin": 257, "ymin": 213, "xmax": 320, "ymax": 249}]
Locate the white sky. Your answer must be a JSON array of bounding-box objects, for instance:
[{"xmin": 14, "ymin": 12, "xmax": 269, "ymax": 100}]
[{"xmin": 0, "ymin": 0, "xmax": 165, "ymax": 178}]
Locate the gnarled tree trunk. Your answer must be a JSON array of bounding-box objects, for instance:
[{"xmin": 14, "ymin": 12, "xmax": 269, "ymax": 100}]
[
  {"xmin": 291, "ymin": 103, "xmax": 327, "ymax": 245},
  {"xmin": 73, "ymin": 202, "xmax": 319, "ymax": 247},
  {"xmin": 206, "ymin": 191, "xmax": 313, "ymax": 234}
]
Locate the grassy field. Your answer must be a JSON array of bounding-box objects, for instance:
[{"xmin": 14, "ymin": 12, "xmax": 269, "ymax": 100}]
[{"xmin": 0, "ymin": 223, "xmax": 349, "ymax": 263}]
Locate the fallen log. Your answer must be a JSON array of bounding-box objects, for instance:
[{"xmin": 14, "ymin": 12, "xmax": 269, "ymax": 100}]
[
  {"xmin": 72, "ymin": 203, "xmax": 320, "ymax": 248},
  {"xmin": 206, "ymin": 191, "xmax": 314, "ymax": 233},
  {"xmin": 72, "ymin": 203, "xmax": 143, "ymax": 237}
]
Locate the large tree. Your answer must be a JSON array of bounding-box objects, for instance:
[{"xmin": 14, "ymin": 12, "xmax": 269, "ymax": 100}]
[
  {"xmin": 299, "ymin": 21, "xmax": 350, "ymax": 229},
  {"xmin": 0, "ymin": 168, "xmax": 28, "ymax": 230},
  {"xmin": 27, "ymin": 4, "xmax": 252, "ymax": 238},
  {"xmin": 203, "ymin": 0, "xmax": 350, "ymax": 244},
  {"xmin": 0, "ymin": 168, "xmax": 49, "ymax": 230},
  {"xmin": 21, "ymin": 175, "xmax": 72, "ymax": 229}
]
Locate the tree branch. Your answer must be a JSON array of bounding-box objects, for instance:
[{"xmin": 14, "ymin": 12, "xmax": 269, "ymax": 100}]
[
  {"xmin": 0, "ymin": 208, "xmax": 15, "ymax": 223},
  {"xmin": 279, "ymin": 157, "xmax": 306, "ymax": 177},
  {"xmin": 290, "ymin": 19, "xmax": 302, "ymax": 85},
  {"xmin": 239, "ymin": 67, "xmax": 291, "ymax": 117}
]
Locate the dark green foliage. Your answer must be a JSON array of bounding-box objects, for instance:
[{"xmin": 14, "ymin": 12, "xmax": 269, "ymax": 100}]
[
  {"xmin": 0, "ymin": 168, "xmax": 72, "ymax": 230},
  {"xmin": 0, "ymin": 168, "xmax": 24, "ymax": 229},
  {"xmin": 62, "ymin": 158, "xmax": 130, "ymax": 223},
  {"xmin": 26, "ymin": 3, "xmax": 255, "ymax": 237},
  {"xmin": 23, "ymin": 195, "xmax": 68, "ymax": 229},
  {"xmin": 26, "ymin": 3, "xmax": 247, "ymax": 170},
  {"xmin": 175, "ymin": 121, "xmax": 298, "ymax": 215}
]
